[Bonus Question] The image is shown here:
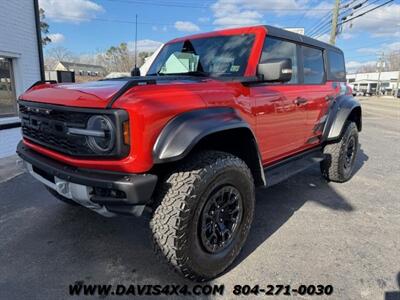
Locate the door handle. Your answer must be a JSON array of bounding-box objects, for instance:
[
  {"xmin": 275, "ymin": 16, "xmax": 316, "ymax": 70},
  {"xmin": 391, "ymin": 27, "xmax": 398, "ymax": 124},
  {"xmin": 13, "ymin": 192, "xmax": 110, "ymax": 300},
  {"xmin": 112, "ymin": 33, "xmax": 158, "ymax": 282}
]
[
  {"xmin": 294, "ymin": 97, "xmax": 308, "ymax": 105},
  {"xmin": 325, "ymin": 95, "xmax": 335, "ymax": 101}
]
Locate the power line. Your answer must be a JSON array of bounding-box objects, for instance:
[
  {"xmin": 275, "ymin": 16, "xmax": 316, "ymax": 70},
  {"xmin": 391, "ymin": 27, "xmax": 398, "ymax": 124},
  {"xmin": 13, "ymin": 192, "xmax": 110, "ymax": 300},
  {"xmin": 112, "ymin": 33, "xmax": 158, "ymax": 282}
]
[
  {"xmin": 307, "ymin": 11, "xmax": 332, "ymax": 36},
  {"xmin": 293, "ymin": 11, "xmax": 307, "ymax": 27},
  {"xmin": 340, "ymin": 0, "xmax": 359, "ymax": 9},
  {"xmin": 98, "ymin": 0, "xmax": 333, "ymax": 11},
  {"xmin": 98, "ymin": 0, "xmax": 210, "ymax": 9},
  {"xmin": 308, "ymin": 18, "xmax": 332, "ymax": 37},
  {"xmin": 338, "ymin": 0, "xmax": 394, "ymax": 25},
  {"xmin": 340, "ymin": 0, "xmax": 368, "ymax": 16},
  {"xmin": 340, "ymin": 0, "xmax": 380, "ymax": 23},
  {"xmin": 312, "ymin": 23, "xmax": 332, "ymax": 38},
  {"xmin": 46, "ymin": 14, "xmax": 216, "ymax": 27}
]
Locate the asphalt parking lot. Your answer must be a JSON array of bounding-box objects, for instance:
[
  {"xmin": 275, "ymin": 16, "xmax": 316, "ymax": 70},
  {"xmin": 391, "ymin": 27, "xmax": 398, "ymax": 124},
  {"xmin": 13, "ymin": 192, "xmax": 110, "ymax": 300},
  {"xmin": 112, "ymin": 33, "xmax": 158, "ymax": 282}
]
[{"xmin": 0, "ymin": 96, "xmax": 399, "ymax": 299}]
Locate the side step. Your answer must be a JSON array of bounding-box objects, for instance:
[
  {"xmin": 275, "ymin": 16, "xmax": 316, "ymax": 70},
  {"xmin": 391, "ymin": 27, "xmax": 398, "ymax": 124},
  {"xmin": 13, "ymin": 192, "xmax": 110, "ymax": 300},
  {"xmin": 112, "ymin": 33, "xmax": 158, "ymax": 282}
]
[{"xmin": 264, "ymin": 148, "xmax": 324, "ymax": 187}]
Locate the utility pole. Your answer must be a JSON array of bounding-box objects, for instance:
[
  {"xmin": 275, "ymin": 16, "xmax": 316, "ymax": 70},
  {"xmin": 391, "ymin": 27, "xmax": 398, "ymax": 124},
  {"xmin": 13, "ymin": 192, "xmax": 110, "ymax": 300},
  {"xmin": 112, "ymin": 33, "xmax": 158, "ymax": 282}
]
[
  {"xmin": 330, "ymin": 0, "xmax": 341, "ymax": 45},
  {"xmin": 377, "ymin": 52, "xmax": 385, "ymax": 97}
]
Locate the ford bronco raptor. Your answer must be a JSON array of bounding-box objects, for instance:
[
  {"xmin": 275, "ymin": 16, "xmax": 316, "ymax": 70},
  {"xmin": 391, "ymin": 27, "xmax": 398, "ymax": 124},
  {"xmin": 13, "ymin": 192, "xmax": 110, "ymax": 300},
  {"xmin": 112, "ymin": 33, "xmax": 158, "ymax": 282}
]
[{"xmin": 17, "ymin": 26, "xmax": 361, "ymax": 281}]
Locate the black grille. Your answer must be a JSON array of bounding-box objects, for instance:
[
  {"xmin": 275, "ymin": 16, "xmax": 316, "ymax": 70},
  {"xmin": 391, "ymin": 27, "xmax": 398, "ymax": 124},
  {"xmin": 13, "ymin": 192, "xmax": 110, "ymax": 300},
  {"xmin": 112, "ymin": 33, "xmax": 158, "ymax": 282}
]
[{"xmin": 19, "ymin": 101, "xmax": 129, "ymax": 158}]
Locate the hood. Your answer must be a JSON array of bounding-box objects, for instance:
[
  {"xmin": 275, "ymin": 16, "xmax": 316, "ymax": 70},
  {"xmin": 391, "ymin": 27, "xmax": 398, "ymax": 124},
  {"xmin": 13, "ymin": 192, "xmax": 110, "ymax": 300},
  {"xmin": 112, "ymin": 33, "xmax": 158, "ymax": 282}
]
[{"xmin": 19, "ymin": 76, "xmax": 208, "ymax": 108}]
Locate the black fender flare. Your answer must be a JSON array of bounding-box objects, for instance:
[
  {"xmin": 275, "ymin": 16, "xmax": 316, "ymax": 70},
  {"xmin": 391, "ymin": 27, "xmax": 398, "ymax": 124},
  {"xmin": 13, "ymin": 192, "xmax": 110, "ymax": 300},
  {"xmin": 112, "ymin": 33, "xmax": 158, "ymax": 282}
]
[
  {"xmin": 153, "ymin": 107, "xmax": 258, "ymax": 161},
  {"xmin": 322, "ymin": 95, "xmax": 362, "ymax": 142},
  {"xmin": 153, "ymin": 107, "xmax": 265, "ymax": 185}
]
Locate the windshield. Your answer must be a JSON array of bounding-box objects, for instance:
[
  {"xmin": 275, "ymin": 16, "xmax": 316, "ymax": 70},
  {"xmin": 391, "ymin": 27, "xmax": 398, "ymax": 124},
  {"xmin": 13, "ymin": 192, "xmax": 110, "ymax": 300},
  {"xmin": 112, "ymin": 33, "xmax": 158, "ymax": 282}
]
[{"xmin": 147, "ymin": 34, "xmax": 255, "ymax": 77}]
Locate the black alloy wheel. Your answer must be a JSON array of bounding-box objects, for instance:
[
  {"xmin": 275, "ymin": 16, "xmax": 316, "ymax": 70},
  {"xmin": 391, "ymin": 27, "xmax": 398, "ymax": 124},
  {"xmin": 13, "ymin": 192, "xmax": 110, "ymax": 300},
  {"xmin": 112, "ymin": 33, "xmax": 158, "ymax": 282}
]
[{"xmin": 200, "ymin": 185, "xmax": 243, "ymax": 254}]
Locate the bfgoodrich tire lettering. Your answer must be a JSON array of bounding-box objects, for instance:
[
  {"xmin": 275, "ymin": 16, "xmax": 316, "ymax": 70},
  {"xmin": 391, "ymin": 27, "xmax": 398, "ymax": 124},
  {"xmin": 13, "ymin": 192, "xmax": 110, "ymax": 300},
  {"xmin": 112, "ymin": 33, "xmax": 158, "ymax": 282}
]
[
  {"xmin": 321, "ymin": 121, "xmax": 359, "ymax": 182},
  {"xmin": 150, "ymin": 151, "xmax": 255, "ymax": 281}
]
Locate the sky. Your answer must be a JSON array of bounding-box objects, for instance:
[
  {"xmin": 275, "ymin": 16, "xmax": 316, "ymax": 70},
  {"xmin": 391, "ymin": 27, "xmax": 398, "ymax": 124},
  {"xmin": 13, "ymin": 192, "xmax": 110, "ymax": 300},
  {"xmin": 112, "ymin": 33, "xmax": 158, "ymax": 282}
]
[{"xmin": 39, "ymin": 0, "xmax": 400, "ymax": 72}]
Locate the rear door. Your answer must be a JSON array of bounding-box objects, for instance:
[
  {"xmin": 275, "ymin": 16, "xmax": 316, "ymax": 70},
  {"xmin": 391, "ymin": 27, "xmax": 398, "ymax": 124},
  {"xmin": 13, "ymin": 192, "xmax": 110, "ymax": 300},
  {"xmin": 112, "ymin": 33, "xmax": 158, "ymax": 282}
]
[
  {"xmin": 298, "ymin": 45, "xmax": 333, "ymax": 145},
  {"xmin": 299, "ymin": 46, "xmax": 338, "ymax": 146}
]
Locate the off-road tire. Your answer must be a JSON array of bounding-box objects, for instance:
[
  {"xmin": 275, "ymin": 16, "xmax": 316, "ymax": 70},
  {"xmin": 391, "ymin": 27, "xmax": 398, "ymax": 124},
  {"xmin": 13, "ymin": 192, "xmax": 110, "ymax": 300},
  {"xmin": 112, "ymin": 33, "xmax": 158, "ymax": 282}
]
[
  {"xmin": 321, "ymin": 121, "xmax": 359, "ymax": 182},
  {"xmin": 150, "ymin": 151, "xmax": 255, "ymax": 281},
  {"xmin": 45, "ymin": 186, "xmax": 79, "ymax": 206}
]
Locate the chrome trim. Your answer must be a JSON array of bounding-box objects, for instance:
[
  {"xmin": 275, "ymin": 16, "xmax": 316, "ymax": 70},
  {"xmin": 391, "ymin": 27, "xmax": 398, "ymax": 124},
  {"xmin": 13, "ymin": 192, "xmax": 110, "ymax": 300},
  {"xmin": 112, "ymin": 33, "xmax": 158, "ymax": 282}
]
[
  {"xmin": 26, "ymin": 162, "xmax": 115, "ymax": 217},
  {"xmin": 67, "ymin": 128, "xmax": 106, "ymax": 137}
]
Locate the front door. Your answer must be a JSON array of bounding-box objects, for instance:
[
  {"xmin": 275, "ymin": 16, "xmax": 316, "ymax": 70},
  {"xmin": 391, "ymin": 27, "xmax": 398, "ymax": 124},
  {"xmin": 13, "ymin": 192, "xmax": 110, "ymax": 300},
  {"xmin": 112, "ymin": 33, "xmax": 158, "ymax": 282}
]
[{"xmin": 252, "ymin": 36, "xmax": 308, "ymax": 165}]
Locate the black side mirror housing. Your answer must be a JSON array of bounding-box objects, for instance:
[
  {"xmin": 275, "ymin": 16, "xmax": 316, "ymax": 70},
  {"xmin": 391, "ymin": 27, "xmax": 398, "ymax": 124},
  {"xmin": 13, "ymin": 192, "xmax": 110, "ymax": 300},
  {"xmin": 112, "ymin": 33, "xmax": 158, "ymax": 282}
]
[
  {"xmin": 131, "ymin": 67, "xmax": 141, "ymax": 77},
  {"xmin": 257, "ymin": 58, "xmax": 292, "ymax": 82}
]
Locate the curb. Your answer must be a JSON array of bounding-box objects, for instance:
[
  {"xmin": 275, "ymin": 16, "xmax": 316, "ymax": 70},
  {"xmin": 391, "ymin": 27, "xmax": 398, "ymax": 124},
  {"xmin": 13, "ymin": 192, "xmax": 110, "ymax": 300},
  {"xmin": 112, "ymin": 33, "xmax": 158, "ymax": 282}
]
[{"xmin": 0, "ymin": 154, "xmax": 25, "ymax": 183}]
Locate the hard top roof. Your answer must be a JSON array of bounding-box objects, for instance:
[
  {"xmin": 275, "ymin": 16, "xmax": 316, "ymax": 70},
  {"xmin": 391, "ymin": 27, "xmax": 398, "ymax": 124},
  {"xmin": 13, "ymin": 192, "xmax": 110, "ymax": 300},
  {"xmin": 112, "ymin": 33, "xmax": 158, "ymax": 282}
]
[{"xmin": 264, "ymin": 25, "xmax": 343, "ymax": 54}]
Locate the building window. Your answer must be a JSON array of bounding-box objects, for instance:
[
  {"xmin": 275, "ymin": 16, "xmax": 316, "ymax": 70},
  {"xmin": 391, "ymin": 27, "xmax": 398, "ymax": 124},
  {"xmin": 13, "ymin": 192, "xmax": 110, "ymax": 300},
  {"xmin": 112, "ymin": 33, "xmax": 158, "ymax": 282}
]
[{"xmin": 0, "ymin": 57, "xmax": 17, "ymax": 117}]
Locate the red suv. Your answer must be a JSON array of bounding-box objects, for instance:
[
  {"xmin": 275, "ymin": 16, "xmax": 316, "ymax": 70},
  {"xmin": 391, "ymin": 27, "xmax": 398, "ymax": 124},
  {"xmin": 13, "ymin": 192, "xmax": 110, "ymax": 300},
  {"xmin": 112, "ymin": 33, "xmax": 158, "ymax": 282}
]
[{"xmin": 17, "ymin": 26, "xmax": 361, "ymax": 281}]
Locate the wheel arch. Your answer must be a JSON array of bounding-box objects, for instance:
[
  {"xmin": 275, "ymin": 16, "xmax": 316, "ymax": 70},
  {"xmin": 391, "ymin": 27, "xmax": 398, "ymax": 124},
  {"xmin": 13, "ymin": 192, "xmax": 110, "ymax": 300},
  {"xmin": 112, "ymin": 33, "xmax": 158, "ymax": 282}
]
[
  {"xmin": 153, "ymin": 108, "xmax": 266, "ymax": 187},
  {"xmin": 323, "ymin": 95, "xmax": 362, "ymax": 142}
]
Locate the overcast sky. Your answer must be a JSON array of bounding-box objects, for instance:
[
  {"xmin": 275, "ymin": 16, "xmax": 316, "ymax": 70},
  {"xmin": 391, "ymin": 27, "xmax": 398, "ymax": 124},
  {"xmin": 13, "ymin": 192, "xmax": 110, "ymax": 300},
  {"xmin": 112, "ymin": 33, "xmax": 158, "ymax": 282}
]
[{"xmin": 40, "ymin": 0, "xmax": 400, "ymax": 72}]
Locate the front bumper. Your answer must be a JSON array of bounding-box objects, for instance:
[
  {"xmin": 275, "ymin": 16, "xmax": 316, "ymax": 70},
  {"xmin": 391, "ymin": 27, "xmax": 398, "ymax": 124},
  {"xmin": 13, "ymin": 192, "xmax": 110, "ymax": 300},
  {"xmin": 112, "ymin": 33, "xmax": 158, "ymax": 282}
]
[{"xmin": 17, "ymin": 141, "xmax": 157, "ymax": 217}]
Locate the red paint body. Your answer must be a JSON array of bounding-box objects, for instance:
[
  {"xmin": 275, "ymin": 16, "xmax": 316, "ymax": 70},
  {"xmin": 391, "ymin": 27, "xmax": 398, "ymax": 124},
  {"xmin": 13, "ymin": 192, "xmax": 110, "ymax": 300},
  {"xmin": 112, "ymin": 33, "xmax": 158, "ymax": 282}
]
[{"xmin": 19, "ymin": 26, "xmax": 340, "ymax": 173}]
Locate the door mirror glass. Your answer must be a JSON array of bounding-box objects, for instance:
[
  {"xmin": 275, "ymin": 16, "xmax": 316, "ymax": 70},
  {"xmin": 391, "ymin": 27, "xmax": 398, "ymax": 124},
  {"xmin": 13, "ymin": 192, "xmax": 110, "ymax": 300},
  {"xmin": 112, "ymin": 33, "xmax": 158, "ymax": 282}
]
[{"xmin": 257, "ymin": 58, "xmax": 292, "ymax": 82}]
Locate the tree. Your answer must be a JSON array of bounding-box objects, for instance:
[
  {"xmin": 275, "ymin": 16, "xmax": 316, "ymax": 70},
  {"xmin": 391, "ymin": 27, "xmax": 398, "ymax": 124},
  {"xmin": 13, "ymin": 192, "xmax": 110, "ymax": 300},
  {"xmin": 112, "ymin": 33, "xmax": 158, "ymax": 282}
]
[
  {"xmin": 356, "ymin": 64, "xmax": 377, "ymax": 73},
  {"xmin": 97, "ymin": 43, "xmax": 135, "ymax": 73},
  {"xmin": 386, "ymin": 50, "xmax": 400, "ymax": 71},
  {"xmin": 39, "ymin": 8, "xmax": 51, "ymax": 46},
  {"xmin": 46, "ymin": 47, "xmax": 73, "ymax": 61},
  {"xmin": 44, "ymin": 47, "xmax": 74, "ymax": 70}
]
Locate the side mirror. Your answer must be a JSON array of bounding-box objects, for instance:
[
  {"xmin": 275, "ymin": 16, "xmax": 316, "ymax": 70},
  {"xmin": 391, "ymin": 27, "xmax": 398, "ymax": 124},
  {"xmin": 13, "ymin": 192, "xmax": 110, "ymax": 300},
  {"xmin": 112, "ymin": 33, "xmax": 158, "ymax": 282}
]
[
  {"xmin": 257, "ymin": 58, "xmax": 292, "ymax": 82},
  {"xmin": 131, "ymin": 67, "xmax": 141, "ymax": 77}
]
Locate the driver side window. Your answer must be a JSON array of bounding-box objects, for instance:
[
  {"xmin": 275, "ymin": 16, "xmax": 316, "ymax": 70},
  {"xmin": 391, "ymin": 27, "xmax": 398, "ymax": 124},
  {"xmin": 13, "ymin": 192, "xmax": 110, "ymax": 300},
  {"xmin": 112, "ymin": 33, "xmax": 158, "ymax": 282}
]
[{"xmin": 260, "ymin": 37, "xmax": 298, "ymax": 84}]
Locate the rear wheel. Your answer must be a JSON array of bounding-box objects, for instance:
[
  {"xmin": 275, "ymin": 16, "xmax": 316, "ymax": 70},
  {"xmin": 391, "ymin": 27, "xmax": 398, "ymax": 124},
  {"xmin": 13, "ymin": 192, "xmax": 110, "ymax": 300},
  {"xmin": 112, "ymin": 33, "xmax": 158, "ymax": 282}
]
[
  {"xmin": 320, "ymin": 121, "xmax": 359, "ymax": 182},
  {"xmin": 150, "ymin": 151, "xmax": 255, "ymax": 281}
]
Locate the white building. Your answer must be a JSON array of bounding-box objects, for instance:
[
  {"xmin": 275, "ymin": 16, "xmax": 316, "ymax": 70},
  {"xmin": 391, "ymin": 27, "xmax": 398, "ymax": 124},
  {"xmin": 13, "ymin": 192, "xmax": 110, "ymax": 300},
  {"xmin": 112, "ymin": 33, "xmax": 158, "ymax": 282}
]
[
  {"xmin": 347, "ymin": 71, "xmax": 400, "ymax": 95},
  {"xmin": 0, "ymin": 0, "xmax": 43, "ymax": 158}
]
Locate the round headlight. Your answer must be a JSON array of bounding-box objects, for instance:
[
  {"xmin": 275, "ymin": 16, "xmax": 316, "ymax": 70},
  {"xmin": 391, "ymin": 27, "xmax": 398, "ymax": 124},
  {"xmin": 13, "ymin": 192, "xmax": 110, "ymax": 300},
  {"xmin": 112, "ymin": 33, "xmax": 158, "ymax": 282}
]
[{"xmin": 86, "ymin": 115, "xmax": 115, "ymax": 153}]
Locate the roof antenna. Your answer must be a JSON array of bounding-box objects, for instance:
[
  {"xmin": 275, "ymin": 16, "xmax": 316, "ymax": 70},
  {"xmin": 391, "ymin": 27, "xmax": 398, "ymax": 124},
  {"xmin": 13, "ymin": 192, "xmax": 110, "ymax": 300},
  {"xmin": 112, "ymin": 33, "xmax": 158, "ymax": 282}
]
[{"xmin": 131, "ymin": 14, "xmax": 140, "ymax": 77}]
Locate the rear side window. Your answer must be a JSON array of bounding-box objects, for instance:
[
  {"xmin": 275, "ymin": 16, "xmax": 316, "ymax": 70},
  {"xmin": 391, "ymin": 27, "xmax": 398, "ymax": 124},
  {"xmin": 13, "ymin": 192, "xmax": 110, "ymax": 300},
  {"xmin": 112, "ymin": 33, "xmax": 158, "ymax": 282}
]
[
  {"xmin": 328, "ymin": 50, "xmax": 346, "ymax": 81},
  {"xmin": 260, "ymin": 37, "xmax": 298, "ymax": 84},
  {"xmin": 302, "ymin": 46, "xmax": 324, "ymax": 84}
]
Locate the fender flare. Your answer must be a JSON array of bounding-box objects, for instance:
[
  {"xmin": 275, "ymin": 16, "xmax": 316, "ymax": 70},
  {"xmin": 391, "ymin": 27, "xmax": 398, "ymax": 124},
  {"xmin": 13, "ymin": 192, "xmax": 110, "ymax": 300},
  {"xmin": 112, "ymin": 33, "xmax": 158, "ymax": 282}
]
[
  {"xmin": 153, "ymin": 107, "xmax": 259, "ymax": 162},
  {"xmin": 323, "ymin": 95, "xmax": 362, "ymax": 142}
]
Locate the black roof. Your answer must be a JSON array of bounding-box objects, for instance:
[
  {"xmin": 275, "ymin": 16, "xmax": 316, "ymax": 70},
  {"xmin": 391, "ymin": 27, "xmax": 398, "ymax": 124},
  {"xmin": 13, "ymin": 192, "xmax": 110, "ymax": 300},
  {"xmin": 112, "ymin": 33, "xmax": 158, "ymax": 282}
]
[{"xmin": 264, "ymin": 25, "xmax": 343, "ymax": 54}]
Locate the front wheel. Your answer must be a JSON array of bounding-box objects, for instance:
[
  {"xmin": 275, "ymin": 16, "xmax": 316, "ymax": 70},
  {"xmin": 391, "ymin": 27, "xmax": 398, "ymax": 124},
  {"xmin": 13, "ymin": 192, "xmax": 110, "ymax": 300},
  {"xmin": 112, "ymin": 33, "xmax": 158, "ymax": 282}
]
[
  {"xmin": 320, "ymin": 121, "xmax": 359, "ymax": 182},
  {"xmin": 150, "ymin": 151, "xmax": 255, "ymax": 281}
]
